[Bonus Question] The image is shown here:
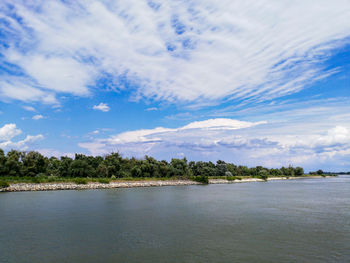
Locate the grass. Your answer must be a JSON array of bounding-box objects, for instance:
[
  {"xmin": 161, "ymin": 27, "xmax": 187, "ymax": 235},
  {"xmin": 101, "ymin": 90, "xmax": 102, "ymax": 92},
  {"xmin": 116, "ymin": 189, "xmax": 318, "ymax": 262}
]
[
  {"xmin": 74, "ymin": 178, "xmax": 88, "ymax": 185},
  {"xmin": 0, "ymin": 181, "xmax": 10, "ymax": 189},
  {"xmin": 98, "ymin": 178, "xmax": 110, "ymax": 184}
]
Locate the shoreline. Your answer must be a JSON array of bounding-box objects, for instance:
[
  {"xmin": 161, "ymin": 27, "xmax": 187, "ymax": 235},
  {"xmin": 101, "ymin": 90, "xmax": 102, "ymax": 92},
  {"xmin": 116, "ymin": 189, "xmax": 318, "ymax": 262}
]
[{"xmin": 0, "ymin": 176, "xmax": 327, "ymax": 192}]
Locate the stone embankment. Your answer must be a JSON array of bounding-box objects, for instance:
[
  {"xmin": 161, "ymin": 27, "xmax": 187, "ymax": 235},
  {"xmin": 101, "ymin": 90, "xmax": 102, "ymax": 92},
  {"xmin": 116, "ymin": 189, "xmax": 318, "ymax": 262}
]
[
  {"xmin": 0, "ymin": 180, "xmax": 200, "ymax": 192},
  {"xmin": 0, "ymin": 176, "xmax": 326, "ymax": 192}
]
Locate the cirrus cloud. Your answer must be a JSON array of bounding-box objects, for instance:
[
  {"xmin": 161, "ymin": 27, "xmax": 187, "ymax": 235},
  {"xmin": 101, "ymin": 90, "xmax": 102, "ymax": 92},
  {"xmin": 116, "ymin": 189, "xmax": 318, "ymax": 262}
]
[{"xmin": 0, "ymin": 0, "xmax": 350, "ymax": 105}]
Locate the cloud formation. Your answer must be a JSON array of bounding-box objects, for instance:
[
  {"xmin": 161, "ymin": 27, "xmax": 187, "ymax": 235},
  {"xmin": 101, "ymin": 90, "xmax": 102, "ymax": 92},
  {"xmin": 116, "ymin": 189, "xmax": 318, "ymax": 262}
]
[
  {"xmin": 79, "ymin": 118, "xmax": 267, "ymax": 154},
  {"xmin": 93, "ymin": 103, "xmax": 110, "ymax": 112},
  {"xmin": 0, "ymin": 123, "xmax": 44, "ymax": 150},
  {"xmin": 1, "ymin": 0, "xmax": 350, "ymax": 105},
  {"xmin": 22, "ymin": 106, "xmax": 36, "ymax": 112},
  {"xmin": 32, "ymin": 114, "xmax": 44, "ymax": 120},
  {"xmin": 79, "ymin": 115, "xmax": 350, "ymax": 171},
  {"xmin": 0, "ymin": 124, "xmax": 22, "ymax": 141}
]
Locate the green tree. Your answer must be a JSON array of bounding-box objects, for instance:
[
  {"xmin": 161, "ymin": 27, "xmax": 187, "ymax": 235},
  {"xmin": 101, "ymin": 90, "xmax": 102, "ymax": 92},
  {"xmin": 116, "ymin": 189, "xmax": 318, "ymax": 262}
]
[
  {"xmin": 294, "ymin": 167, "xmax": 304, "ymax": 176},
  {"xmin": 316, "ymin": 169, "xmax": 324, "ymax": 175},
  {"xmin": 21, "ymin": 151, "xmax": 48, "ymax": 177},
  {"xmin": 0, "ymin": 149, "xmax": 7, "ymax": 176},
  {"xmin": 5, "ymin": 150, "xmax": 22, "ymax": 176},
  {"xmin": 68, "ymin": 159, "xmax": 94, "ymax": 177}
]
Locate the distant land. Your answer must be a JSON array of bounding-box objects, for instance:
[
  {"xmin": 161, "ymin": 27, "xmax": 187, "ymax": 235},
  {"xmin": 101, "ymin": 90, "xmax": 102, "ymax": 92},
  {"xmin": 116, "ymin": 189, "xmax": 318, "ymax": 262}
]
[{"xmin": 0, "ymin": 149, "xmax": 338, "ymax": 191}]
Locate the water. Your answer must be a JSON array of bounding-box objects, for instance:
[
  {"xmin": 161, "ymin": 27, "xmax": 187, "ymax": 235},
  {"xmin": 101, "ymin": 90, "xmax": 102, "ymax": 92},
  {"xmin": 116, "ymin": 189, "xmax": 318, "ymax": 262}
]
[{"xmin": 0, "ymin": 176, "xmax": 349, "ymax": 263}]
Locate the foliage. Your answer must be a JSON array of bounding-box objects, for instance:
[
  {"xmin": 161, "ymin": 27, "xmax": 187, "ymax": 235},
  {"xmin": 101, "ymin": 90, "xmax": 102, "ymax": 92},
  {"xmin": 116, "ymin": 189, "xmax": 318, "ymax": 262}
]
[
  {"xmin": 74, "ymin": 178, "xmax": 88, "ymax": 185},
  {"xmin": 98, "ymin": 178, "xmax": 110, "ymax": 184},
  {"xmin": 0, "ymin": 181, "xmax": 9, "ymax": 188},
  {"xmin": 316, "ymin": 169, "xmax": 324, "ymax": 175},
  {"xmin": 226, "ymin": 176, "xmax": 236, "ymax": 181},
  {"xmin": 191, "ymin": 175, "xmax": 209, "ymax": 184},
  {"xmin": 0, "ymin": 148, "xmax": 317, "ymax": 182}
]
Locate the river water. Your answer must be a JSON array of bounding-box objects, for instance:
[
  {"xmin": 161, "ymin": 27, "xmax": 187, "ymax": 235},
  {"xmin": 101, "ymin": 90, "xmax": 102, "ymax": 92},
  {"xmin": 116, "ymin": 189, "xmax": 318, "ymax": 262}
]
[{"xmin": 0, "ymin": 176, "xmax": 349, "ymax": 262}]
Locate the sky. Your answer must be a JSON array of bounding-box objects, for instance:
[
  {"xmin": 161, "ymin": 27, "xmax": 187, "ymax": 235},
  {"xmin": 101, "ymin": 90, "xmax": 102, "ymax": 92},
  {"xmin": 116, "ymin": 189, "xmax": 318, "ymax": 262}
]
[{"xmin": 1, "ymin": 0, "xmax": 350, "ymax": 171}]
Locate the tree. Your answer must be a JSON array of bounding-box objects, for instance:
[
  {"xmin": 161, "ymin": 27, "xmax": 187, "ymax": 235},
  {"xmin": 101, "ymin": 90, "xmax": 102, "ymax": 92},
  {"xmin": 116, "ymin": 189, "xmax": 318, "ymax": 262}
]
[
  {"xmin": 5, "ymin": 150, "xmax": 22, "ymax": 176},
  {"xmin": 0, "ymin": 149, "xmax": 7, "ymax": 177},
  {"xmin": 59, "ymin": 156, "xmax": 73, "ymax": 177},
  {"xmin": 294, "ymin": 167, "xmax": 304, "ymax": 176},
  {"xmin": 68, "ymin": 159, "xmax": 94, "ymax": 177},
  {"xmin": 21, "ymin": 151, "xmax": 48, "ymax": 177},
  {"xmin": 258, "ymin": 169, "xmax": 269, "ymax": 180},
  {"xmin": 47, "ymin": 157, "xmax": 61, "ymax": 176},
  {"xmin": 316, "ymin": 169, "xmax": 324, "ymax": 175},
  {"xmin": 216, "ymin": 162, "xmax": 227, "ymax": 177}
]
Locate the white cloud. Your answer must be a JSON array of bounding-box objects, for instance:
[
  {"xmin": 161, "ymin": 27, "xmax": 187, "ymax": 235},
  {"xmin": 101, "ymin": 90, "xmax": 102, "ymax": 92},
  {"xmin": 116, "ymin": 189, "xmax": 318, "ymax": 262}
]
[
  {"xmin": 93, "ymin": 103, "xmax": 110, "ymax": 112},
  {"xmin": 0, "ymin": 78, "xmax": 58, "ymax": 104},
  {"xmin": 79, "ymin": 112, "xmax": 350, "ymax": 171},
  {"xmin": 32, "ymin": 114, "xmax": 44, "ymax": 120},
  {"xmin": 0, "ymin": 123, "xmax": 44, "ymax": 150},
  {"xmin": 0, "ymin": 134, "xmax": 45, "ymax": 150},
  {"xmin": 180, "ymin": 119, "xmax": 266, "ymax": 130},
  {"xmin": 145, "ymin": 107, "xmax": 158, "ymax": 111},
  {"xmin": 79, "ymin": 118, "xmax": 265, "ymax": 154},
  {"xmin": 1, "ymin": 1, "xmax": 350, "ymax": 105},
  {"xmin": 0, "ymin": 124, "xmax": 22, "ymax": 141},
  {"xmin": 23, "ymin": 105, "xmax": 36, "ymax": 112},
  {"xmin": 37, "ymin": 148, "xmax": 74, "ymax": 158}
]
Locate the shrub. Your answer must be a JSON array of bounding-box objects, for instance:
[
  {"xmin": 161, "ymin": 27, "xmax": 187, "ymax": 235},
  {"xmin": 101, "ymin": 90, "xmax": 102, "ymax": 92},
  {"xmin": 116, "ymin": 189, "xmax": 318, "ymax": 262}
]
[
  {"xmin": 259, "ymin": 174, "xmax": 268, "ymax": 181},
  {"xmin": 74, "ymin": 178, "xmax": 88, "ymax": 185},
  {"xmin": 316, "ymin": 169, "xmax": 324, "ymax": 175},
  {"xmin": 226, "ymin": 176, "xmax": 236, "ymax": 181},
  {"xmin": 0, "ymin": 181, "xmax": 10, "ymax": 189},
  {"xmin": 31, "ymin": 177, "xmax": 42, "ymax": 184},
  {"xmin": 111, "ymin": 175, "xmax": 116, "ymax": 180},
  {"xmin": 47, "ymin": 176, "xmax": 59, "ymax": 182},
  {"xmin": 98, "ymin": 178, "xmax": 110, "ymax": 184},
  {"xmin": 191, "ymin": 175, "xmax": 209, "ymax": 184}
]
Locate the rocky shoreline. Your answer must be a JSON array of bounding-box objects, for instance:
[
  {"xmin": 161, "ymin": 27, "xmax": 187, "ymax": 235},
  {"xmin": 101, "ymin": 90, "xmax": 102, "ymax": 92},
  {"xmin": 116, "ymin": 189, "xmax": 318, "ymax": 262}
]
[{"xmin": 0, "ymin": 176, "xmax": 326, "ymax": 192}]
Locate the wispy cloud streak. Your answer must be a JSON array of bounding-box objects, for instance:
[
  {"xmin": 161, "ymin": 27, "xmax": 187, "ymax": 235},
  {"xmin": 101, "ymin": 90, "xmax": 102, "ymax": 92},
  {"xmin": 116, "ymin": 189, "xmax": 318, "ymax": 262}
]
[{"xmin": 0, "ymin": 0, "xmax": 349, "ymax": 104}]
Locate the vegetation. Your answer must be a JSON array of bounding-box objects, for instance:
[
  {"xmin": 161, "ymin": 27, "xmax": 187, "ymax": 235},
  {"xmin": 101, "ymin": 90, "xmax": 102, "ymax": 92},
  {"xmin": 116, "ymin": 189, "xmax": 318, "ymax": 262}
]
[
  {"xmin": 0, "ymin": 148, "xmax": 334, "ymax": 185},
  {"xmin": 74, "ymin": 178, "xmax": 88, "ymax": 185},
  {"xmin": 191, "ymin": 175, "xmax": 209, "ymax": 184},
  {"xmin": 98, "ymin": 178, "xmax": 110, "ymax": 184},
  {"xmin": 0, "ymin": 181, "xmax": 9, "ymax": 189}
]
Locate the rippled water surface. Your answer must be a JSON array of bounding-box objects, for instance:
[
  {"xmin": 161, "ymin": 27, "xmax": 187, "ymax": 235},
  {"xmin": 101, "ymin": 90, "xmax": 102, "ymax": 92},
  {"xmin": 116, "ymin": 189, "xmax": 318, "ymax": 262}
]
[{"xmin": 1, "ymin": 176, "xmax": 349, "ymax": 263}]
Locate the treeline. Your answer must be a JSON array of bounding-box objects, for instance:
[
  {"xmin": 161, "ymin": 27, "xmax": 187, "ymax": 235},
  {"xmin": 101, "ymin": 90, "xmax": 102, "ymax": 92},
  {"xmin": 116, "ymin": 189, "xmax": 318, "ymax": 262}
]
[{"xmin": 0, "ymin": 149, "xmax": 307, "ymax": 179}]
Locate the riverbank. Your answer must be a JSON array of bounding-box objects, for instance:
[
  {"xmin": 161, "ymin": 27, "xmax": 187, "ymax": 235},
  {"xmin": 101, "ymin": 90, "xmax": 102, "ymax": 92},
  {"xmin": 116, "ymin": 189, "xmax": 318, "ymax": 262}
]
[{"xmin": 0, "ymin": 176, "xmax": 328, "ymax": 192}]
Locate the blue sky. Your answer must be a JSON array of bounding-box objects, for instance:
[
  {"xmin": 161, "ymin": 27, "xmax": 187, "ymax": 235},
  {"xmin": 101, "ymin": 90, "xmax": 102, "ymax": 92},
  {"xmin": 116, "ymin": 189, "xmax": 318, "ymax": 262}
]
[{"xmin": 1, "ymin": 0, "xmax": 350, "ymax": 171}]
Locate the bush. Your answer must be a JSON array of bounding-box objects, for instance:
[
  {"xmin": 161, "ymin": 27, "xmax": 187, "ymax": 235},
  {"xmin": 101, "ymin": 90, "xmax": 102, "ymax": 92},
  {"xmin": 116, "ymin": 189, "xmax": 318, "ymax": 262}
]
[
  {"xmin": 316, "ymin": 169, "xmax": 324, "ymax": 175},
  {"xmin": 191, "ymin": 175, "xmax": 209, "ymax": 184},
  {"xmin": 74, "ymin": 178, "xmax": 88, "ymax": 185},
  {"xmin": 47, "ymin": 176, "xmax": 59, "ymax": 182},
  {"xmin": 0, "ymin": 181, "xmax": 10, "ymax": 189},
  {"xmin": 31, "ymin": 177, "xmax": 42, "ymax": 184},
  {"xmin": 111, "ymin": 175, "xmax": 116, "ymax": 180},
  {"xmin": 259, "ymin": 175, "xmax": 268, "ymax": 181},
  {"xmin": 226, "ymin": 176, "xmax": 236, "ymax": 181},
  {"xmin": 98, "ymin": 178, "xmax": 110, "ymax": 184}
]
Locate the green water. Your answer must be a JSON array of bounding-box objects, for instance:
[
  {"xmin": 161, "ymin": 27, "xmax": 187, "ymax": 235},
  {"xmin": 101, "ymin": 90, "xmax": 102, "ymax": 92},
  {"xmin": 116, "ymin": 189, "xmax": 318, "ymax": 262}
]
[{"xmin": 0, "ymin": 176, "xmax": 349, "ymax": 263}]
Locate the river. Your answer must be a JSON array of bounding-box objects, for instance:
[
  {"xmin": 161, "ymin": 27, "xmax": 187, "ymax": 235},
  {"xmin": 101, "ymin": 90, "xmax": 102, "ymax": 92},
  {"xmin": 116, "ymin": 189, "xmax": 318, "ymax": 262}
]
[{"xmin": 0, "ymin": 176, "xmax": 349, "ymax": 262}]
